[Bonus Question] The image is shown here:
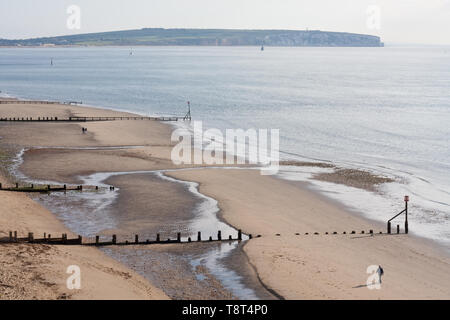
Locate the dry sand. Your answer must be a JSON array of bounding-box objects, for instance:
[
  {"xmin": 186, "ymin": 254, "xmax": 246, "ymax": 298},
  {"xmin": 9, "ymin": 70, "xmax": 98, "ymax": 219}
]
[{"xmin": 1, "ymin": 99, "xmax": 449, "ymax": 300}]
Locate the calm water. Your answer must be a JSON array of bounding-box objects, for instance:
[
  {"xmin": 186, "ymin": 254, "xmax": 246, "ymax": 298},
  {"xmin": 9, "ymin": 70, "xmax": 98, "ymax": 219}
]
[{"xmin": 1, "ymin": 46, "xmax": 449, "ymax": 247}]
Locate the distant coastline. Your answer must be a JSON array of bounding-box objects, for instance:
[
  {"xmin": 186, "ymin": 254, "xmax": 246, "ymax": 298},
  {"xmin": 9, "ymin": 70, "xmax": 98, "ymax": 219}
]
[{"xmin": 0, "ymin": 28, "xmax": 383, "ymax": 47}]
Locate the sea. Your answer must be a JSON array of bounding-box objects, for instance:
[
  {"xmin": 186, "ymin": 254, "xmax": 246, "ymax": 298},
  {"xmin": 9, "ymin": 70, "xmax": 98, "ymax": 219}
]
[{"xmin": 0, "ymin": 46, "xmax": 449, "ymax": 249}]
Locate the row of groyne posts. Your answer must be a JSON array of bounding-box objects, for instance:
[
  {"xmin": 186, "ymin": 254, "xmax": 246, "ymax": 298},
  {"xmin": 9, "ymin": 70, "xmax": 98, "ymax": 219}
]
[
  {"xmin": 0, "ymin": 116, "xmax": 183, "ymax": 122},
  {"xmin": 0, "ymin": 182, "xmax": 111, "ymax": 193},
  {"xmin": 0, "ymin": 101, "xmax": 192, "ymax": 121},
  {"xmin": 0, "ymin": 229, "xmax": 256, "ymax": 246},
  {"xmin": 0, "ymin": 197, "xmax": 411, "ymax": 246}
]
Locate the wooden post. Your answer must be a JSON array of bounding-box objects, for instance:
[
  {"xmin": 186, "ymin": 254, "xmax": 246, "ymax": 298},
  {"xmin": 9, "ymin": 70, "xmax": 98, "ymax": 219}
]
[
  {"xmin": 64, "ymin": 184, "xmax": 66, "ymax": 190},
  {"xmin": 135, "ymin": 234, "xmax": 139, "ymax": 244},
  {"xmin": 156, "ymin": 234, "xmax": 160, "ymax": 242},
  {"xmin": 0, "ymin": 182, "xmax": 2, "ymax": 189},
  {"xmin": 28, "ymin": 232, "xmax": 34, "ymax": 242},
  {"xmin": 238, "ymin": 229, "xmax": 242, "ymax": 240},
  {"xmin": 95, "ymin": 235, "xmax": 99, "ymax": 245},
  {"xmin": 177, "ymin": 233, "xmax": 181, "ymax": 242},
  {"xmin": 217, "ymin": 230, "xmax": 222, "ymax": 241},
  {"xmin": 9, "ymin": 231, "xmax": 12, "ymax": 241},
  {"xmin": 14, "ymin": 231, "xmax": 17, "ymax": 241},
  {"xmin": 404, "ymin": 195, "xmax": 409, "ymax": 234},
  {"xmin": 112, "ymin": 234, "xmax": 116, "ymax": 244},
  {"xmin": 197, "ymin": 232, "xmax": 201, "ymax": 241},
  {"xmin": 387, "ymin": 222, "xmax": 391, "ymax": 234},
  {"xmin": 397, "ymin": 225, "xmax": 400, "ymax": 234},
  {"xmin": 48, "ymin": 234, "xmax": 51, "ymax": 239}
]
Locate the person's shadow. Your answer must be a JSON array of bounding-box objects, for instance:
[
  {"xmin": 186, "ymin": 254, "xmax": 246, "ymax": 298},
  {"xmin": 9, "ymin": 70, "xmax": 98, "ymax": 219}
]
[{"xmin": 352, "ymin": 284, "xmax": 369, "ymax": 288}]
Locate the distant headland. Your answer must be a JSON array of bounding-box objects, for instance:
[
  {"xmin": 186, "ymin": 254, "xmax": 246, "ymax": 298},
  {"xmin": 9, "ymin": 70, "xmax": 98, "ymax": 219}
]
[{"xmin": 0, "ymin": 28, "xmax": 383, "ymax": 47}]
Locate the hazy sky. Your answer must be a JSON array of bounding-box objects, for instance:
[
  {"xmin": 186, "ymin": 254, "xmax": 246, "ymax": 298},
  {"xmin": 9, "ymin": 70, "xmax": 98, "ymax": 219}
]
[{"xmin": 1, "ymin": 0, "xmax": 449, "ymax": 45}]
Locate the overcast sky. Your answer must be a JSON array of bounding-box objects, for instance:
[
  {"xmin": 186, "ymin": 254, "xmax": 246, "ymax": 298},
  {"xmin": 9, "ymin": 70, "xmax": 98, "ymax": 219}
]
[{"xmin": 1, "ymin": 0, "xmax": 449, "ymax": 45}]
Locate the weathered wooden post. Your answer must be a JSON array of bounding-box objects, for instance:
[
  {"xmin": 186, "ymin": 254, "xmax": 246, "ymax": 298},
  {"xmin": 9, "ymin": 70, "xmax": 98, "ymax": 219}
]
[
  {"xmin": 177, "ymin": 233, "xmax": 181, "ymax": 242},
  {"xmin": 9, "ymin": 231, "xmax": 12, "ymax": 241},
  {"xmin": 197, "ymin": 231, "xmax": 201, "ymax": 242},
  {"xmin": 64, "ymin": 184, "xmax": 67, "ymax": 190},
  {"xmin": 135, "ymin": 234, "xmax": 139, "ymax": 244},
  {"xmin": 112, "ymin": 234, "xmax": 116, "ymax": 244},
  {"xmin": 217, "ymin": 230, "xmax": 222, "ymax": 241},
  {"xmin": 156, "ymin": 233, "xmax": 160, "ymax": 242},
  {"xmin": 404, "ymin": 195, "xmax": 409, "ymax": 234},
  {"xmin": 95, "ymin": 235, "xmax": 99, "ymax": 245},
  {"xmin": 387, "ymin": 221, "xmax": 391, "ymax": 234},
  {"xmin": 238, "ymin": 229, "xmax": 242, "ymax": 241},
  {"xmin": 397, "ymin": 225, "xmax": 400, "ymax": 234},
  {"xmin": 28, "ymin": 232, "xmax": 34, "ymax": 242}
]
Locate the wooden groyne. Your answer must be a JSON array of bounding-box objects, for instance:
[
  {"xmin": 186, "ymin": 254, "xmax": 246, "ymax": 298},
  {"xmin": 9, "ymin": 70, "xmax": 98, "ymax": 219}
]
[
  {"xmin": 0, "ymin": 100, "xmax": 60, "ymax": 105},
  {"xmin": 0, "ymin": 116, "xmax": 183, "ymax": 122},
  {"xmin": 0, "ymin": 226, "xmax": 408, "ymax": 247},
  {"xmin": 0, "ymin": 183, "xmax": 109, "ymax": 193},
  {"xmin": 0, "ymin": 229, "xmax": 254, "ymax": 246}
]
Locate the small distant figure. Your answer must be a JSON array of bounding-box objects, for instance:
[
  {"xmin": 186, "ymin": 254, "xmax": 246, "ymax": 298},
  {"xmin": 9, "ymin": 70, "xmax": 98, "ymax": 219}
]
[{"xmin": 377, "ymin": 265, "xmax": 384, "ymax": 284}]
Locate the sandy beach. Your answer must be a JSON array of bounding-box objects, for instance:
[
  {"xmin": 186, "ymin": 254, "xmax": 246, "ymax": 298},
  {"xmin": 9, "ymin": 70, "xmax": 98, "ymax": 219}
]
[{"xmin": 1, "ymin": 99, "xmax": 449, "ymax": 300}]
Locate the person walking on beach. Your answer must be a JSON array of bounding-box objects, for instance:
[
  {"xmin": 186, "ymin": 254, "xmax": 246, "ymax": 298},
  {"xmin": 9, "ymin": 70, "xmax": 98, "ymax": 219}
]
[{"xmin": 377, "ymin": 265, "xmax": 384, "ymax": 284}]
